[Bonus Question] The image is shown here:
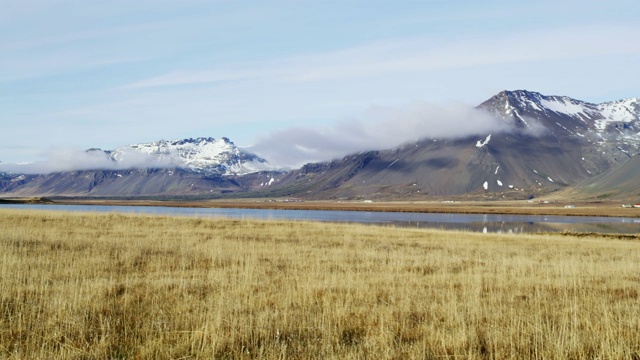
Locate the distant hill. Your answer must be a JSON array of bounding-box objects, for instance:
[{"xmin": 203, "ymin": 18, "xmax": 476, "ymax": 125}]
[{"xmin": 572, "ymin": 155, "xmax": 640, "ymax": 201}]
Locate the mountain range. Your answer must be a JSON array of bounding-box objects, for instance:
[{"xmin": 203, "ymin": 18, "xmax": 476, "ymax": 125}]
[{"xmin": 1, "ymin": 90, "xmax": 639, "ymax": 201}]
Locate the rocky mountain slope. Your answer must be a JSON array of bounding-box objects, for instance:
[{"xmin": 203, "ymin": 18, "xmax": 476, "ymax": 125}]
[
  {"xmin": 479, "ymin": 90, "xmax": 639, "ymax": 133},
  {"xmin": 478, "ymin": 90, "xmax": 640, "ymax": 161}
]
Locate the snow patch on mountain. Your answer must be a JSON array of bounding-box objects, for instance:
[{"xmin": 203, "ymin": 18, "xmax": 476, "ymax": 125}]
[
  {"xmin": 600, "ymin": 98, "xmax": 640, "ymax": 121},
  {"xmin": 476, "ymin": 134, "xmax": 491, "ymax": 148},
  {"xmin": 537, "ymin": 96, "xmax": 600, "ymax": 123},
  {"xmin": 596, "ymin": 98, "xmax": 640, "ymax": 130}
]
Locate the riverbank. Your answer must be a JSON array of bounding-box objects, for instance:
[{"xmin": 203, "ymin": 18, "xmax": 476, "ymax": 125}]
[
  {"xmin": 0, "ymin": 197, "xmax": 54, "ymax": 204},
  {"xmin": 40, "ymin": 197, "xmax": 640, "ymax": 218}
]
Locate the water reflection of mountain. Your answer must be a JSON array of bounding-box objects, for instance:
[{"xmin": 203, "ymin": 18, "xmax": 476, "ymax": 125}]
[{"xmin": 385, "ymin": 221, "xmax": 640, "ymax": 234}]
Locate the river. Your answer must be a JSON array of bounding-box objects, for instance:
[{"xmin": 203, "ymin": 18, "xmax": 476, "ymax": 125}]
[{"xmin": 1, "ymin": 204, "xmax": 639, "ymax": 234}]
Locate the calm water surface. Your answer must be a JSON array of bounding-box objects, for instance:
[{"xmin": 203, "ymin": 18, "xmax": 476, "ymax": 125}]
[{"xmin": 2, "ymin": 204, "xmax": 640, "ymax": 234}]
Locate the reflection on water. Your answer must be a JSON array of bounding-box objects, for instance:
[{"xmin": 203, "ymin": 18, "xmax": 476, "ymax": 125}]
[
  {"xmin": 1, "ymin": 204, "xmax": 639, "ymax": 234},
  {"xmin": 394, "ymin": 221, "xmax": 640, "ymax": 234}
]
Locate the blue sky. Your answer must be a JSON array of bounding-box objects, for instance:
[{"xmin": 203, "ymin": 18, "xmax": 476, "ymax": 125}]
[{"xmin": 1, "ymin": 0, "xmax": 639, "ymax": 165}]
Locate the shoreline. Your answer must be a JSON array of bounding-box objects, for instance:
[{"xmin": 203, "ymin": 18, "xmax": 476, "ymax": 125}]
[{"xmin": 9, "ymin": 197, "xmax": 638, "ymax": 219}]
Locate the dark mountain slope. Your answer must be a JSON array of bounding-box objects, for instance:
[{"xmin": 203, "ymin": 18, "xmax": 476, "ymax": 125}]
[
  {"xmin": 2, "ymin": 169, "xmax": 242, "ymax": 197},
  {"xmin": 573, "ymin": 155, "xmax": 640, "ymax": 201},
  {"xmin": 270, "ymin": 132, "xmax": 601, "ymax": 200}
]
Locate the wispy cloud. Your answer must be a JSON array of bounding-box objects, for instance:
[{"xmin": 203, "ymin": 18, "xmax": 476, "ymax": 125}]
[
  {"xmin": 0, "ymin": 4, "xmax": 205, "ymax": 83},
  {"xmin": 125, "ymin": 69, "xmax": 263, "ymax": 89},
  {"xmin": 125, "ymin": 24, "xmax": 640, "ymax": 89}
]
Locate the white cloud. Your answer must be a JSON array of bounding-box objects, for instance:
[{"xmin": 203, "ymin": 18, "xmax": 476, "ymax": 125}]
[
  {"xmin": 0, "ymin": 147, "xmax": 176, "ymax": 174},
  {"xmin": 248, "ymin": 102, "xmax": 509, "ymax": 168}
]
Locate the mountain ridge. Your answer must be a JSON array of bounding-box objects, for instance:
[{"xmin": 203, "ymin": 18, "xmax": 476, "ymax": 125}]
[
  {"xmin": 480, "ymin": 89, "xmax": 640, "ymax": 133},
  {"xmin": 1, "ymin": 137, "xmax": 275, "ymax": 177},
  {"xmin": 1, "ymin": 90, "xmax": 639, "ymax": 200}
]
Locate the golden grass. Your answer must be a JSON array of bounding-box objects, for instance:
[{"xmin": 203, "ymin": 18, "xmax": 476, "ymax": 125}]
[{"xmin": 1, "ymin": 209, "xmax": 639, "ymax": 359}]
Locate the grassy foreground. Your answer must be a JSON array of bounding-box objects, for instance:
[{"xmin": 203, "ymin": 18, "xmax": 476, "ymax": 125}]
[{"xmin": 1, "ymin": 210, "xmax": 639, "ymax": 359}]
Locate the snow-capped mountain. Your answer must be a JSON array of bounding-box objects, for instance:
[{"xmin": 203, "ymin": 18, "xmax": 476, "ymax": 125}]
[
  {"xmin": 0, "ymin": 136, "xmax": 282, "ymax": 197},
  {"xmin": 268, "ymin": 90, "xmax": 640, "ymax": 199},
  {"xmin": 106, "ymin": 137, "xmax": 273, "ymax": 176},
  {"xmin": 479, "ymin": 90, "xmax": 640, "ymax": 145}
]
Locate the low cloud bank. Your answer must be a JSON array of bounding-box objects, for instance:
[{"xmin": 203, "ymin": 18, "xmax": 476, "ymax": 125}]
[
  {"xmin": 1, "ymin": 102, "xmax": 538, "ymax": 174},
  {"xmin": 0, "ymin": 148, "xmax": 176, "ymax": 174},
  {"xmin": 249, "ymin": 102, "xmax": 510, "ymax": 168}
]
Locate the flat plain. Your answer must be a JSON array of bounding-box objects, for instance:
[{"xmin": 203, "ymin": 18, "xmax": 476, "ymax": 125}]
[{"xmin": 1, "ymin": 208, "xmax": 639, "ymax": 359}]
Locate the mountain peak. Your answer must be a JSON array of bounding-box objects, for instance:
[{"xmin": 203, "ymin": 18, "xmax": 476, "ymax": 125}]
[
  {"xmin": 111, "ymin": 136, "xmax": 273, "ymax": 175},
  {"xmin": 478, "ymin": 90, "xmax": 640, "ymax": 148},
  {"xmin": 499, "ymin": 89, "xmax": 544, "ymax": 98},
  {"xmin": 485, "ymin": 89, "xmax": 591, "ymax": 110},
  {"xmin": 485, "ymin": 89, "xmax": 640, "ymax": 111}
]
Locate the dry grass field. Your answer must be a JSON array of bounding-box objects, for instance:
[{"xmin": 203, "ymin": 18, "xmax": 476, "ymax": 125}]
[{"xmin": 1, "ymin": 209, "xmax": 639, "ymax": 359}]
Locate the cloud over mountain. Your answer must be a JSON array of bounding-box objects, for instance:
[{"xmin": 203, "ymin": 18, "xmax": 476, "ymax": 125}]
[
  {"xmin": 0, "ymin": 103, "xmax": 512, "ymax": 173},
  {"xmin": 0, "ymin": 137, "xmax": 270, "ymax": 175},
  {"xmin": 0, "ymin": 148, "xmax": 174, "ymax": 174},
  {"xmin": 248, "ymin": 102, "xmax": 509, "ymax": 167}
]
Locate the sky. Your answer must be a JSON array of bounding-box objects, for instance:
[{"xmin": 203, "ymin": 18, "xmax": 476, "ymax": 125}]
[{"xmin": 1, "ymin": 0, "xmax": 639, "ymax": 167}]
